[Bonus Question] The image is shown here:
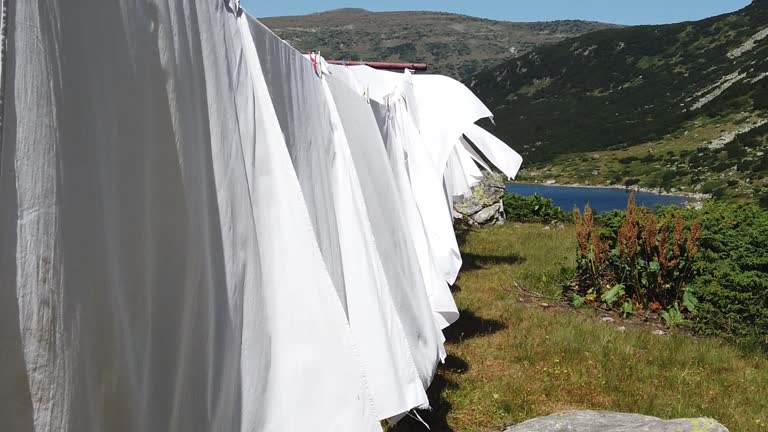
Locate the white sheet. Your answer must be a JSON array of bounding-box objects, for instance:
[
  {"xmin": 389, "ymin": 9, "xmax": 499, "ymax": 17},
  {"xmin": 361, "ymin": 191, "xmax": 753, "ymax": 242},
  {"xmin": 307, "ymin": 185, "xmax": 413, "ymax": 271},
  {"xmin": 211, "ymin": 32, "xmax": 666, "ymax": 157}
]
[
  {"xmin": 410, "ymin": 75, "xmax": 494, "ymax": 177},
  {"xmin": 0, "ymin": 2, "xmax": 380, "ymax": 430},
  {"xmin": 464, "ymin": 123, "xmax": 524, "ymax": 180},
  {"xmin": 444, "ymin": 145, "xmax": 484, "ymax": 199},
  {"xmin": 340, "ymin": 67, "xmax": 485, "ymax": 284},
  {"xmin": 461, "ymin": 137, "xmax": 494, "ymax": 173},
  {"xmin": 236, "ymin": 17, "xmax": 382, "ymax": 431},
  {"xmin": 326, "ymin": 73, "xmax": 447, "ymax": 398},
  {"xmin": 369, "ymin": 85, "xmax": 460, "ymax": 329},
  {"xmin": 339, "ymin": 66, "xmax": 524, "ymax": 282},
  {"xmin": 249, "ymin": 18, "xmax": 435, "ymax": 420}
]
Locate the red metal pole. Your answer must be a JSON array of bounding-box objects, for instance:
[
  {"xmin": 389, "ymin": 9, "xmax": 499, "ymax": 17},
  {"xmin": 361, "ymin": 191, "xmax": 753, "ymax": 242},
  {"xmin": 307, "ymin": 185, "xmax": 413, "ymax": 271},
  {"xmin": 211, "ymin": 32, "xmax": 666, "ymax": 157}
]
[{"xmin": 326, "ymin": 60, "xmax": 428, "ymax": 71}]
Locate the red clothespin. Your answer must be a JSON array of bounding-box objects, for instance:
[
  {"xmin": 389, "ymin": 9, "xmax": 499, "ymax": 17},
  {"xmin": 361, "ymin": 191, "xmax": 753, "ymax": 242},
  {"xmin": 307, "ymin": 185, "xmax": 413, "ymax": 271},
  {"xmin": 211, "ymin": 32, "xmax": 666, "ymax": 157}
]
[{"xmin": 309, "ymin": 51, "xmax": 320, "ymax": 76}]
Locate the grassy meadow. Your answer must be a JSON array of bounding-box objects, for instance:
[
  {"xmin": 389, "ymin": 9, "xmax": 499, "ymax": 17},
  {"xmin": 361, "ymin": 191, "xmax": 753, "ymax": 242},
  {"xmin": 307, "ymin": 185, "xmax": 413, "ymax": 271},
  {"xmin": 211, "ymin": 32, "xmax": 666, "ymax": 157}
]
[{"xmin": 394, "ymin": 224, "xmax": 768, "ymax": 432}]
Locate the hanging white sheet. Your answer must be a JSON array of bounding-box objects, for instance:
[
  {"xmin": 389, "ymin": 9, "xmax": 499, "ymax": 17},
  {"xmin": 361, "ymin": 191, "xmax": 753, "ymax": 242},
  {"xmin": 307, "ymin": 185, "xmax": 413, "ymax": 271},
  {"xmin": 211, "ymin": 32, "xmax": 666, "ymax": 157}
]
[
  {"xmin": 248, "ymin": 18, "xmax": 440, "ymax": 420},
  {"xmin": 444, "ymin": 145, "xmax": 484, "ymax": 199},
  {"xmin": 339, "ymin": 66, "xmax": 524, "ymax": 282},
  {"xmin": 235, "ymin": 17, "xmax": 382, "ymax": 431},
  {"xmin": 325, "ymin": 73, "xmax": 449, "ymax": 394},
  {"xmin": 366, "ymin": 83, "xmax": 460, "ymax": 329},
  {"xmin": 0, "ymin": 1, "xmax": 381, "ymax": 430},
  {"xmin": 464, "ymin": 123, "xmax": 524, "ymax": 180},
  {"xmin": 410, "ymin": 75, "xmax": 494, "ymax": 177},
  {"xmin": 461, "ymin": 137, "xmax": 494, "ymax": 173}
]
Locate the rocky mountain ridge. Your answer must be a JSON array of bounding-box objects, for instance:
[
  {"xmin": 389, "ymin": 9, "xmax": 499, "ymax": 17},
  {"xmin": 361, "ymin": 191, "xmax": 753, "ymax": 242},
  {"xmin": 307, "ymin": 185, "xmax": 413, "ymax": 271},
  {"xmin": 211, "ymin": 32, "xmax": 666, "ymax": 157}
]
[{"xmin": 261, "ymin": 9, "xmax": 618, "ymax": 80}]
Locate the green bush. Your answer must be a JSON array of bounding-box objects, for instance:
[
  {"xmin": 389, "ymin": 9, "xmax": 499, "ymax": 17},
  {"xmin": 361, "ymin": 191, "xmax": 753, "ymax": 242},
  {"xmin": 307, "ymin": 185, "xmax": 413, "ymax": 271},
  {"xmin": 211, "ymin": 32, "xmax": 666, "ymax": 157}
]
[
  {"xmin": 753, "ymin": 78, "xmax": 768, "ymax": 110},
  {"xmin": 579, "ymin": 199, "xmax": 768, "ymax": 351},
  {"xmin": 700, "ymin": 179, "xmax": 726, "ymax": 195},
  {"xmin": 624, "ymin": 178, "xmax": 641, "ymax": 187},
  {"xmin": 502, "ymin": 193, "xmax": 567, "ymax": 224},
  {"xmin": 685, "ymin": 202, "xmax": 768, "ymax": 350}
]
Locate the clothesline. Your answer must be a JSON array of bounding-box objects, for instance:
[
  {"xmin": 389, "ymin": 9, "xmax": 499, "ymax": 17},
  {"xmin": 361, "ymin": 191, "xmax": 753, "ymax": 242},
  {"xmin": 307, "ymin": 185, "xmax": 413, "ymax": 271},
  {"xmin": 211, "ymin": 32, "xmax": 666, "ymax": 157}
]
[{"xmin": 325, "ymin": 60, "xmax": 429, "ymax": 71}]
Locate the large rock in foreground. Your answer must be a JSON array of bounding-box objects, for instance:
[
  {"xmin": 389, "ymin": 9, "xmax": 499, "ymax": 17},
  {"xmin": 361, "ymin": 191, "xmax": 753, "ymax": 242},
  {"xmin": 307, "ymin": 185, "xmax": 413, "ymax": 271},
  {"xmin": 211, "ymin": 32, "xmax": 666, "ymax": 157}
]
[
  {"xmin": 504, "ymin": 411, "xmax": 729, "ymax": 432},
  {"xmin": 454, "ymin": 172, "xmax": 506, "ymax": 226}
]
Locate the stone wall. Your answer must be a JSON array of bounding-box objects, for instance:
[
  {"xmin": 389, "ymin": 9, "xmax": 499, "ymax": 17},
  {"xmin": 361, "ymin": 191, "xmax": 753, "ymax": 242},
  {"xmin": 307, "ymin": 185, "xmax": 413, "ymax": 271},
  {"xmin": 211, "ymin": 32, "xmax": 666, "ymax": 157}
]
[{"xmin": 453, "ymin": 172, "xmax": 506, "ymax": 226}]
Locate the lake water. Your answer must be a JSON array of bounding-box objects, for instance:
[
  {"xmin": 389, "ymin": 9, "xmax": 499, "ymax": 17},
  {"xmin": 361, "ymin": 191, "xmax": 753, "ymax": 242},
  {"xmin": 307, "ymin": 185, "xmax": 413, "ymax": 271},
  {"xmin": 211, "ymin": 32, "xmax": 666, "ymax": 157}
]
[{"xmin": 505, "ymin": 183, "xmax": 690, "ymax": 214}]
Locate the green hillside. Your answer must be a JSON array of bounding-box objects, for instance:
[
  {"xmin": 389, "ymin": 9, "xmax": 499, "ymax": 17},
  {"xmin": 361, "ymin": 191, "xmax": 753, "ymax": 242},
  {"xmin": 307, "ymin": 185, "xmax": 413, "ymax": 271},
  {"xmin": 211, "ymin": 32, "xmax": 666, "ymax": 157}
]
[
  {"xmin": 261, "ymin": 9, "xmax": 618, "ymax": 80},
  {"xmin": 471, "ymin": 1, "xmax": 768, "ymax": 200}
]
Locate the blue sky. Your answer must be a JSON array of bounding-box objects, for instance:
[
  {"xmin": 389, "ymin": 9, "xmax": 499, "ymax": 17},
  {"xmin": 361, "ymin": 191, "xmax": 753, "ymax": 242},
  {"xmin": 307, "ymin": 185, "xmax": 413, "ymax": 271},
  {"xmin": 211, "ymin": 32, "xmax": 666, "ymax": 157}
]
[{"xmin": 246, "ymin": 0, "xmax": 753, "ymax": 26}]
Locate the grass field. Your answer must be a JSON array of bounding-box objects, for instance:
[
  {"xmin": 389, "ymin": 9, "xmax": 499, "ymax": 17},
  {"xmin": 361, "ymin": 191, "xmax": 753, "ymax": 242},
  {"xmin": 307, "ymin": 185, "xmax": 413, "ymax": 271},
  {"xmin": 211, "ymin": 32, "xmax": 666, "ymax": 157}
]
[{"xmin": 394, "ymin": 224, "xmax": 768, "ymax": 432}]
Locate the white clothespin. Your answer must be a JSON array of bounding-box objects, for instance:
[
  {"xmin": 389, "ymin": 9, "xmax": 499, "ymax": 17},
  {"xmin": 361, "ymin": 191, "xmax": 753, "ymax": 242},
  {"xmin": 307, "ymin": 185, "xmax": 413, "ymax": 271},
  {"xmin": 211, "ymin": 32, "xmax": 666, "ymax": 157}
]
[{"xmin": 318, "ymin": 55, "xmax": 331, "ymax": 77}]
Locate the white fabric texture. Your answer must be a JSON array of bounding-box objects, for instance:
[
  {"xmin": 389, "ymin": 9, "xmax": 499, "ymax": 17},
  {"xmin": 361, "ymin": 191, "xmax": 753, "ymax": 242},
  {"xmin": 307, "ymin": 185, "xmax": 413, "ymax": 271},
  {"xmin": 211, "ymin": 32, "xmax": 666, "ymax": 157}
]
[
  {"xmin": 339, "ymin": 66, "xmax": 521, "ymax": 283},
  {"xmin": 235, "ymin": 18, "xmax": 382, "ymax": 431},
  {"xmin": 464, "ymin": 123, "xmax": 524, "ymax": 180},
  {"xmin": 326, "ymin": 72, "xmax": 448, "ymax": 370},
  {"xmin": 392, "ymin": 75, "xmax": 463, "ymax": 286},
  {"xmin": 1, "ymin": 2, "xmax": 380, "ymax": 431},
  {"xmin": 368, "ymin": 85, "xmax": 460, "ymax": 329},
  {"xmin": 445, "ymin": 150, "xmax": 471, "ymax": 200},
  {"xmin": 248, "ymin": 18, "xmax": 435, "ymax": 420},
  {"xmin": 458, "ymin": 145, "xmax": 485, "ymax": 190},
  {"xmin": 340, "ymin": 67, "xmax": 483, "ymax": 284},
  {"xmin": 331, "ymin": 65, "xmax": 403, "ymax": 105},
  {"xmin": 410, "ymin": 75, "xmax": 494, "ymax": 177},
  {"xmin": 444, "ymin": 145, "xmax": 484, "ymax": 199},
  {"xmin": 461, "ymin": 137, "xmax": 494, "ymax": 173},
  {"xmin": 326, "ymin": 61, "xmax": 460, "ymax": 329}
]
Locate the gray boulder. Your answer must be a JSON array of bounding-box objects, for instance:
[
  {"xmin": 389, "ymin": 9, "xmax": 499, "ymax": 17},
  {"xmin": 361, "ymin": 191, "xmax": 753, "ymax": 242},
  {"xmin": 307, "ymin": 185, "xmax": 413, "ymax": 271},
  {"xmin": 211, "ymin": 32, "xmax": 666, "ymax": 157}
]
[
  {"xmin": 472, "ymin": 202, "xmax": 502, "ymax": 225},
  {"xmin": 504, "ymin": 411, "xmax": 729, "ymax": 432},
  {"xmin": 454, "ymin": 172, "xmax": 507, "ymax": 226}
]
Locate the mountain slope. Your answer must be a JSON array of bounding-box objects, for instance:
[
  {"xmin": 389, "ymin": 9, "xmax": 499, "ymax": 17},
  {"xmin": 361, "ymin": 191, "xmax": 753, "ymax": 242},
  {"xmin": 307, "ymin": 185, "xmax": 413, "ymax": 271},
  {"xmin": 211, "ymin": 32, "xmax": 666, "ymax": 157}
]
[
  {"xmin": 260, "ymin": 9, "xmax": 618, "ymax": 80},
  {"xmin": 470, "ymin": 0, "xmax": 768, "ymax": 201},
  {"xmin": 472, "ymin": 0, "xmax": 768, "ymax": 164}
]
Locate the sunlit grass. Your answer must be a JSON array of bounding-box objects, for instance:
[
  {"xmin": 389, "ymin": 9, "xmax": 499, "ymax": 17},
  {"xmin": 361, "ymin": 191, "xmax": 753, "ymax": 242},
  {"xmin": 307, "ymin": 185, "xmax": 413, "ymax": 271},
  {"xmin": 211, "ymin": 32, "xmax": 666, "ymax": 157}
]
[{"xmin": 394, "ymin": 224, "xmax": 768, "ymax": 432}]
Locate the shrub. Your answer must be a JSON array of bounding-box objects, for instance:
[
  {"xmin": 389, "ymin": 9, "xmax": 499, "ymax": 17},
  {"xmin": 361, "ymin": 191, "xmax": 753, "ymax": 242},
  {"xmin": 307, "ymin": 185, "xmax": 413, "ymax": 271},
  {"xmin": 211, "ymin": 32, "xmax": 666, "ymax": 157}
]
[
  {"xmin": 619, "ymin": 156, "xmax": 639, "ymax": 164},
  {"xmin": 753, "ymin": 78, "xmax": 768, "ymax": 110},
  {"xmin": 624, "ymin": 178, "xmax": 640, "ymax": 187},
  {"xmin": 576, "ymin": 199, "xmax": 768, "ymax": 350},
  {"xmin": 570, "ymin": 193, "xmax": 701, "ymax": 319},
  {"xmin": 502, "ymin": 193, "xmax": 567, "ymax": 224},
  {"xmin": 725, "ymin": 141, "xmax": 747, "ymax": 159},
  {"xmin": 757, "ymin": 189, "xmax": 768, "ymax": 208},
  {"xmin": 686, "ymin": 202, "xmax": 768, "ymax": 350},
  {"xmin": 700, "ymin": 180, "xmax": 726, "ymax": 194}
]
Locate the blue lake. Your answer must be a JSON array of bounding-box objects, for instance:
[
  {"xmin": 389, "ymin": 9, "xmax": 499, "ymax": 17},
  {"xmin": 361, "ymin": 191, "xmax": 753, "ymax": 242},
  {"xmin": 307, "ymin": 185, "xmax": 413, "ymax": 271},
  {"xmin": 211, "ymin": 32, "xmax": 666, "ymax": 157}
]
[{"xmin": 505, "ymin": 183, "xmax": 691, "ymax": 214}]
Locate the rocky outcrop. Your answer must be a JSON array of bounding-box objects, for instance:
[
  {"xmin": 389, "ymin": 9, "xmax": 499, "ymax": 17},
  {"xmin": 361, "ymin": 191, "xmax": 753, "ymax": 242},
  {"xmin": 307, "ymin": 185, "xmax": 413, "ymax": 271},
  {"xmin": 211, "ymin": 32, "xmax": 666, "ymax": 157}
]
[
  {"xmin": 453, "ymin": 172, "xmax": 506, "ymax": 226},
  {"xmin": 504, "ymin": 411, "xmax": 729, "ymax": 432}
]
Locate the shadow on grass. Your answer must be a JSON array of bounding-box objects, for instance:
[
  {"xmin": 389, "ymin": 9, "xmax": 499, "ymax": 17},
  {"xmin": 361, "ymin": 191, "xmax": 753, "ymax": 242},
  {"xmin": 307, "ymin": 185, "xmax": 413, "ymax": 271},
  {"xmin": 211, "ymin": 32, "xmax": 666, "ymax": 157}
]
[
  {"xmin": 461, "ymin": 253, "xmax": 526, "ymax": 272},
  {"xmin": 454, "ymin": 226, "xmax": 472, "ymax": 247},
  {"xmin": 444, "ymin": 309, "xmax": 507, "ymax": 344},
  {"xmin": 391, "ymin": 356, "xmax": 466, "ymax": 432},
  {"xmin": 392, "ymin": 312, "xmax": 506, "ymax": 430}
]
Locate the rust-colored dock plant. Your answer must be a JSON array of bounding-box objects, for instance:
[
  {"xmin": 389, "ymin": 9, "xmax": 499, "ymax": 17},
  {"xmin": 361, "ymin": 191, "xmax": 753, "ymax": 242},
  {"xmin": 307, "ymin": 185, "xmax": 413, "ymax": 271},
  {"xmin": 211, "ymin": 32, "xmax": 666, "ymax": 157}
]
[{"xmin": 571, "ymin": 193, "xmax": 702, "ymax": 315}]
